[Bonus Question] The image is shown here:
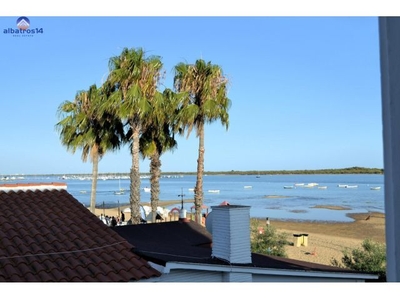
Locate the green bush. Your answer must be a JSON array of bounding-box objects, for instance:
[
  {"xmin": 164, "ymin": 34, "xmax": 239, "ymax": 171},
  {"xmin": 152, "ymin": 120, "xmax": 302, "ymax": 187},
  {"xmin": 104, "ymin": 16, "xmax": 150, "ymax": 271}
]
[
  {"xmin": 250, "ymin": 220, "xmax": 289, "ymax": 257},
  {"xmin": 331, "ymin": 238, "xmax": 386, "ymax": 280}
]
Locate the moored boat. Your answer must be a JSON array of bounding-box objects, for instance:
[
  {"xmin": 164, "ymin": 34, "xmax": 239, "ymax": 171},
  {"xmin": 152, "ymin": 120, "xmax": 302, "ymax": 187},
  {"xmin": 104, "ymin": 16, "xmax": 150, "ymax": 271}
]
[{"xmin": 208, "ymin": 189, "xmax": 220, "ymax": 193}]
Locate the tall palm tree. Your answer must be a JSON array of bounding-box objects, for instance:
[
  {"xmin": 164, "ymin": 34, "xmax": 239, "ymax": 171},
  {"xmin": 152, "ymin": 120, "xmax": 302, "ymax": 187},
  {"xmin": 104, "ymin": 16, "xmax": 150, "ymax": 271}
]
[
  {"xmin": 173, "ymin": 59, "xmax": 231, "ymax": 224},
  {"xmin": 106, "ymin": 47, "xmax": 163, "ymax": 224},
  {"xmin": 139, "ymin": 89, "xmax": 180, "ymax": 222},
  {"xmin": 56, "ymin": 84, "xmax": 124, "ymax": 214}
]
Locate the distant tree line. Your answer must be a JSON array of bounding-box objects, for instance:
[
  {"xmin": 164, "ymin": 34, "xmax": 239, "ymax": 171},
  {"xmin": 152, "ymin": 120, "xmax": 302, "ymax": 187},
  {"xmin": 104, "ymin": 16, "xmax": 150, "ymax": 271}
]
[
  {"xmin": 220, "ymin": 166, "xmax": 384, "ymax": 175},
  {"xmin": 140, "ymin": 166, "xmax": 383, "ymax": 176},
  {"xmin": 31, "ymin": 166, "xmax": 383, "ymax": 178}
]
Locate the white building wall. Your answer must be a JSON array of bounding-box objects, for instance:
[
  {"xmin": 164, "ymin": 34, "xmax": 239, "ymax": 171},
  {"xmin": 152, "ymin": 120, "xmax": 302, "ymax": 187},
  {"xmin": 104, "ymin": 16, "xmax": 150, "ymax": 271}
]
[
  {"xmin": 145, "ymin": 269, "xmax": 223, "ymax": 282},
  {"xmin": 222, "ymin": 271, "xmax": 252, "ymax": 282},
  {"xmin": 252, "ymin": 274, "xmax": 364, "ymax": 283},
  {"xmin": 142, "ymin": 269, "xmax": 368, "ymax": 283}
]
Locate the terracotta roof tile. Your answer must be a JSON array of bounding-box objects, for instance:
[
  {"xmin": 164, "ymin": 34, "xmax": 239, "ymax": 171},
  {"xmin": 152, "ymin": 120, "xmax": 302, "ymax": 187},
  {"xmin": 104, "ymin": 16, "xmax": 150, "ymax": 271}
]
[{"xmin": 0, "ymin": 183, "xmax": 161, "ymax": 282}]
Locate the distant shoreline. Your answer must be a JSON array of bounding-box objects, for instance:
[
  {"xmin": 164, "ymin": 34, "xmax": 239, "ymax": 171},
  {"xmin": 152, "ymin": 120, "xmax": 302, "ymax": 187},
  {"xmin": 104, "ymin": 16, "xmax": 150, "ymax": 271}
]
[{"xmin": 3, "ymin": 166, "xmax": 383, "ymax": 178}]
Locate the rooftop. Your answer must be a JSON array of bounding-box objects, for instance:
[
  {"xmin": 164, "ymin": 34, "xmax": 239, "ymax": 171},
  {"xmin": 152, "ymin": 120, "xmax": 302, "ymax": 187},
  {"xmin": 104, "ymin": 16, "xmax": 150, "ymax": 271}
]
[{"xmin": 0, "ymin": 183, "xmax": 161, "ymax": 282}]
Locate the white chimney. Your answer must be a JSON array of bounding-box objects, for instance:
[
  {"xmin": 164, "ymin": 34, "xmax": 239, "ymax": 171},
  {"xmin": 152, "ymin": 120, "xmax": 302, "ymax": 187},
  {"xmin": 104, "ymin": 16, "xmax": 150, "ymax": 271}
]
[{"xmin": 208, "ymin": 205, "xmax": 252, "ymax": 264}]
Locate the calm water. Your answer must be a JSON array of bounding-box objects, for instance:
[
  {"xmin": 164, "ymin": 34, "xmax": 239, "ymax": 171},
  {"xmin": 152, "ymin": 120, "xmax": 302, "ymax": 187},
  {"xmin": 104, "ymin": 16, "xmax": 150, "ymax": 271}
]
[{"xmin": 13, "ymin": 174, "xmax": 384, "ymax": 222}]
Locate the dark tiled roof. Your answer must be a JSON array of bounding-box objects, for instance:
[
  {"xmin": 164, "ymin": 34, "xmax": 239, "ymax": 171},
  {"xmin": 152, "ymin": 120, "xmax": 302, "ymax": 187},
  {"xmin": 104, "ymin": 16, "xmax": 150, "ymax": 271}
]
[
  {"xmin": 113, "ymin": 219, "xmax": 367, "ymax": 275},
  {"xmin": 113, "ymin": 220, "xmax": 213, "ymax": 265},
  {"xmin": 0, "ymin": 183, "xmax": 161, "ymax": 282}
]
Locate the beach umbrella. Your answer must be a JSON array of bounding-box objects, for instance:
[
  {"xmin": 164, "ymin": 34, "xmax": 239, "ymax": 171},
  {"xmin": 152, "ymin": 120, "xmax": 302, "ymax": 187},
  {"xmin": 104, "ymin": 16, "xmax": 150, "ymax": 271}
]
[
  {"xmin": 170, "ymin": 207, "xmax": 180, "ymax": 214},
  {"xmin": 142, "ymin": 205, "xmax": 151, "ymax": 215}
]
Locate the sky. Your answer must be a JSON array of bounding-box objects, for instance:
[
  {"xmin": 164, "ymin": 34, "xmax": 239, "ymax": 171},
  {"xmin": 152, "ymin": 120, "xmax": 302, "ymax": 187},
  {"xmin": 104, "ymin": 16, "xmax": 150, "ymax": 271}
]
[{"xmin": 0, "ymin": 2, "xmax": 390, "ymax": 176}]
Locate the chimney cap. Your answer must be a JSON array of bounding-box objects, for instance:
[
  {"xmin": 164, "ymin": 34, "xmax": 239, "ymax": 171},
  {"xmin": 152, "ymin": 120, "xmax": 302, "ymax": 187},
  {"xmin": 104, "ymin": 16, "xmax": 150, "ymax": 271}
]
[{"xmin": 210, "ymin": 204, "xmax": 250, "ymax": 209}]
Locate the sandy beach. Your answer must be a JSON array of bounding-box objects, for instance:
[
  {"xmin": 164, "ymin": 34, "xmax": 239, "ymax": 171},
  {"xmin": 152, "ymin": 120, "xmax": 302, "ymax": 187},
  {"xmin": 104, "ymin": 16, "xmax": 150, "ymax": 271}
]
[
  {"xmin": 94, "ymin": 202, "xmax": 386, "ymax": 267},
  {"xmin": 265, "ymin": 211, "xmax": 385, "ymax": 266}
]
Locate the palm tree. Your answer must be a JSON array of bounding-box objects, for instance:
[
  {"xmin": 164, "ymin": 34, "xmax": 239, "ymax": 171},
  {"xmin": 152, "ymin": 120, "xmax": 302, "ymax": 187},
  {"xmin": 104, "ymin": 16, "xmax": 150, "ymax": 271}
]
[
  {"xmin": 106, "ymin": 47, "xmax": 164, "ymax": 224},
  {"xmin": 173, "ymin": 59, "xmax": 231, "ymax": 224},
  {"xmin": 139, "ymin": 89, "xmax": 180, "ymax": 222},
  {"xmin": 56, "ymin": 84, "xmax": 124, "ymax": 214}
]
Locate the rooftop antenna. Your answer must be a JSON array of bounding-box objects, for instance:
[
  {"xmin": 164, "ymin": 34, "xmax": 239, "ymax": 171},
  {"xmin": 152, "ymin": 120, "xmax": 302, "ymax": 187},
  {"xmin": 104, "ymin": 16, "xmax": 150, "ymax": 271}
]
[{"xmin": 178, "ymin": 187, "xmax": 185, "ymax": 210}]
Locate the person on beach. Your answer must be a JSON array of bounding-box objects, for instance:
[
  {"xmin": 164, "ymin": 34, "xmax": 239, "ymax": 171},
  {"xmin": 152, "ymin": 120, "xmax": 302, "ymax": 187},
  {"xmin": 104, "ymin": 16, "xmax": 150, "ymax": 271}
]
[
  {"xmin": 111, "ymin": 216, "xmax": 117, "ymax": 227},
  {"xmin": 121, "ymin": 211, "xmax": 125, "ymax": 222},
  {"xmin": 100, "ymin": 214, "xmax": 107, "ymax": 225},
  {"xmin": 266, "ymin": 217, "xmax": 270, "ymax": 227}
]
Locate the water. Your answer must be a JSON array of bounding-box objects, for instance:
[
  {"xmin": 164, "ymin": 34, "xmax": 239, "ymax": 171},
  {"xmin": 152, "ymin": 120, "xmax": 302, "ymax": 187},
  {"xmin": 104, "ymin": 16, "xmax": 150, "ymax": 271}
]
[{"xmin": 9, "ymin": 174, "xmax": 384, "ymax": 222}]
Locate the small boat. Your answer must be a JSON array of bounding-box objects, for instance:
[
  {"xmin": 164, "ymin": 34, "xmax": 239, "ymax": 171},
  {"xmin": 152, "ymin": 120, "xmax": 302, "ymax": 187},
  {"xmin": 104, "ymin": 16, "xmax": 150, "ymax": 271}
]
[
  {"xmin": 294, "ymin": 183, "xmax": 304, "ymax": 186},
  {"xmin": 244, "ymin": 185, "xmax": 252, "ymax": 189},
  {"xmin": 345, "ymin": 185, "xmax": 358, "ymax": 188},
  {"xmin": 338, "ymin": 184, "xmax": 348, "ymax": 188},
  {"xmin": 208, "ymin": 189, "xmax": 220, "ymax": 193},
  {"xmin": 303, "ymin": 183, "xmax": 318, "ymax": 188},
  {"xmin": 188, "ymin": 188, "xmax": 195, "ymax": 192},
  {"xmin": 370, "ymin": 186, "xmax": 381, "ymax": 190},
  {"xmin": 79, "ymin": 190, "xmax": 87, "ymax": 194},
  {"xmin": 115, "ymin": 179, "xmax": 125, "ymax": 195},
  {"xmin": 318, "ymin": 186, "xmax": 328, "ymax": 189},
  {"xmin": 283, "ymin": 186, "xmax": 295, "ymax": 189},
  {"xmin": 143, "ymin": 187, "xmax": 151, "ymax": 193}
]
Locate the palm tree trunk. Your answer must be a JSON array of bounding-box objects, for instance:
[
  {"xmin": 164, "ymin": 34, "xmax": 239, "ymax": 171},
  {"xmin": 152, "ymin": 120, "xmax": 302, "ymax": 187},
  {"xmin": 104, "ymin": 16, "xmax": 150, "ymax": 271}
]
[
  {"xmin": 194, "ymin": 122, "xmax": 205, "ymax": 225},
  {"xmin": 89, "ymin": 151, "xmax": 99, "ymax": 214},
  {"xmin": 129, "ymin": 120, "xmax": 142, "ymax": 224},
  {"xmin": 150, "ymin": 152, "xmax": 161, "ymax": 223}
]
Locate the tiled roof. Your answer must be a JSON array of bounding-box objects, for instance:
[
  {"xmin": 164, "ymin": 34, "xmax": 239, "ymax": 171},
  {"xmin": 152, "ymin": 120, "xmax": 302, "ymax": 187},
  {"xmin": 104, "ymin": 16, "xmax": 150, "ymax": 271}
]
[
  {"xmin": 113, "ymin": 220, "xmax": 213, "ymax": 266},
  {"xmin": 113, "ymin": 220, "xmax": 367, "ymax": 275},
  {"xmin": 0, "ymin": 183, "xmax": 161, "ymax": 282}
]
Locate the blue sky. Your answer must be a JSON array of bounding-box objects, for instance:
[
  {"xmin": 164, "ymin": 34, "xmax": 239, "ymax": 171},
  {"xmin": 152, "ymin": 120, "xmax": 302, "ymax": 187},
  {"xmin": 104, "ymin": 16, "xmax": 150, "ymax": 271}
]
[{"xmin": 0, "ymin": 14, "xmax": 384, "ymax": 175}]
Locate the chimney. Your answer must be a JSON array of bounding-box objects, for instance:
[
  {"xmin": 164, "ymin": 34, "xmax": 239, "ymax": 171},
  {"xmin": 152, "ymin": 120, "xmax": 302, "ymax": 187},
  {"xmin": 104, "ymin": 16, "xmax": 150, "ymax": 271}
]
[{"xmin": 209, "ymin": 205, "xmax": 251, "ymax": 264}]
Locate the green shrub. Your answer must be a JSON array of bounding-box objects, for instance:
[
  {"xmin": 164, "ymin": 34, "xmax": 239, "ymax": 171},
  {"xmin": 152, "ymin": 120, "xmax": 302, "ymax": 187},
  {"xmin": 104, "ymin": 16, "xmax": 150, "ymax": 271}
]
[
  {"xmin": 250, "ymin": 219, "xmax": 289, "ymax": 257},
  {"xmin": 331, "ymin": 238, "xmax": 386, "ymax": 280}
]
